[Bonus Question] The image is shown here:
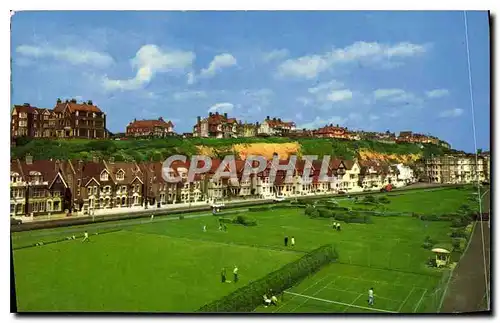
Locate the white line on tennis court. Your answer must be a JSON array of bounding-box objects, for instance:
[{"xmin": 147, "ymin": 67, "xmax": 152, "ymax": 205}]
[
  {"xmin": 342, "ymin": 293, "xmax": 364, "ymax": 313},
  {"xmin": 272, "ymin": 274, "xmax": 333, "ymax": 313},
  {"xmin": 397, "ymin": 287, "xmax": 415, "ymax": 312},
  {"xmin": 333, "ymin": 275, "xmax": 424, "ymax": 290},
  {"xmin": 284, "ymin": 291, "xmax": 398, "ymax": 313},
  {"xmin": 325, "ymin": 286, "xmax": 400, "ymax": 303},
  {"xmin": 288, "ymin": 278, "xmax": 338, "ymax": 313},
  {"xmin": 413, "ymin": 289, "xmax": 428, "ymax": 313}
]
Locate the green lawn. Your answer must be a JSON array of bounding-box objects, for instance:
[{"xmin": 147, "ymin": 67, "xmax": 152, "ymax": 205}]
[{"xmin": 12, "ymin": 187, "xmax": 476, "ymax": 312}]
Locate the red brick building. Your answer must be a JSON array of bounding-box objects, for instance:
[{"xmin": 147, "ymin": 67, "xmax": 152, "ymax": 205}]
[
  {"xmin": 126, "ymin": 117, "xmax": 175, "ymax": 138},
  {"xmin": 313, "ymin": 124, "xmax": 349, "ymax": 139},
  {"xmin": 11, "ymin": 98, "xmax": 107, "ymax": 140}
]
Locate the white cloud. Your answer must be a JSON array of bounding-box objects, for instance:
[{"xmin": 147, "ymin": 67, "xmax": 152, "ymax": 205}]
[
  {"xmin": 187, "ymin": 72, "xmax": 196, "ymax": 85},
  {"xmin": 326, "ymin": 89, "xmax": 353, "ymax": 102},
  {"xmin": 103, "ymin": 44, "xmax": 195, "ymax": 91},
  {"xmin": 277, "ymin": 41, "xmax": 427, "ymax": 79},
  {"xmin": 297, "ymin": 97, "xmax": 313, "ymax": 106},
  {"xmin": 373, "ymin": 88, "xmax": 406, "ymax": 99},
  {"xmin": 369, "ymin": 115, "xmax": 380, "ymax": 121},
  {"xmin": 308, "ymin": 80, "xmax": 344, "ymax": 94},
  {"xmin": 439, "ymin": 108, "xmax": 464, "ymax": 118},
  {"xmin": 262, "ymin": 49, "xmax": 289, "ymax": 62},
  {"xmin": 199, "ymin": 53, "xmax": 237, "ymax": 78},
  {"xmin": 16, "ymin": 44, "xmax": 114, "ymax": 68},
  {"xmin": 299, "ymin": 116, "xmax": 347, "ymax": 130},
  {"xmin": 173, "ymin": 91, "xmax": 207, "ymax": 101},
  {"xmin": 426, "ymin": 89, "xmax": 450, "ymax": 98},
  {"xmin": 373, "ymin": 88, "xmax": 423, "ymax": 106},
  {"xmin": 208, "ymin": 102, "xmax": 235, "ymax": 113}
]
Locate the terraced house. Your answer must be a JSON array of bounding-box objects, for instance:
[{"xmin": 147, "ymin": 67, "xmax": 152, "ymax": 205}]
[{"xmin": 10, "ymin": 155, "xmax": 71, "ymax": 217}]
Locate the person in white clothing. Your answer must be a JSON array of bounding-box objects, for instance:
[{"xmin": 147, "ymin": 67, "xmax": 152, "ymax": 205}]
[
  {"xmin": 291, "ymin": 236, "xmax": 295, "ymax": 246},
  {"xmin": 82, "ymin": 231, "xmax": 89, "ymax": 242},
  {"xmin": 151, "ymin": 214, "xmax": 154, "ymax": 221},
  {"xmin": 368, "ymin": 288, "xmax": 374, "ymax": 306},
  {"xmin": 203, "ymin": 225, "xmax": 207, "ymax": 232}
]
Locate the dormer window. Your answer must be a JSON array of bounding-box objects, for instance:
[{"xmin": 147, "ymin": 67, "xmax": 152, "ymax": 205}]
[
  {"xmin": 100, "ymin": 171, "xmax": 109, "ymax": 181},
  {"xmin": 116, "ymin": 170, "xmax": 125, "ymax": 181}
]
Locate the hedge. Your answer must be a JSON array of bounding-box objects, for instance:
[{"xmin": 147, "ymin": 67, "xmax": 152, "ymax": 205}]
[
  {"xmin": 233, "ymin": 215, "xmax": 257, "ymax": 226},
  {"xmin": 196, "ymin": 244, "xmax": 338, "ymax": 312}
]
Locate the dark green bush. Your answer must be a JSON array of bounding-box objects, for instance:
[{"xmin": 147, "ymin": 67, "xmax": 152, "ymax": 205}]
[
  {"xmin": 364, "ymin": 195, "xmax": 376, "ymax": 203},
  {"xmin": 378, "ymin": 196, "xmax": 390, "ymax": 204},
  {"xmin": 196, "ymin": 244, "xmax": 338, "ymax": 312},
  {"xmin": 318, "ymin": 208, "xmax": 334, "ymax": 218},
  {"xmin": 233, "ymin": 215, "xmax": 257, "ymax": 226},
  {"xmin": 179, "ymin": 215, "xmax": 185, "ymax": 220},
  {"xmin": 450, "ymin": 229, "xmax": 467, "ymax": 238}
]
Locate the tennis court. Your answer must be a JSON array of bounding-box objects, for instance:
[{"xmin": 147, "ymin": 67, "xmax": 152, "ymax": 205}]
[{"xmin": 257, "ymin": 263, "xmax": 440, "ymax": 313}]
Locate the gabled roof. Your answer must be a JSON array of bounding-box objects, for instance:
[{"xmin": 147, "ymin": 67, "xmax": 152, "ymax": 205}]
[
  {"xmin": 127, "ymin": 118, "xmax": 174, "ymax": 129},
  {"xmin": 105, "ymin": 161, "xmax": 143, "ymax": 184},
  {"xmin": 53, "ymin": 101, "xmax": 102, "ymax": 113}
]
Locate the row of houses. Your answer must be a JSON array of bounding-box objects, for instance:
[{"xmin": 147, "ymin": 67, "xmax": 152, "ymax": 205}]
[
  {"xmin": 12, "ymin": 99, "xmax": 451, "ymax": 149},
  {"xmin": 11, "ymin": 155, "xmax": 421, "ymax": 218},
  {"xmin": 423, "ymin": 153, "xmax": 491, "ymax": 184}
]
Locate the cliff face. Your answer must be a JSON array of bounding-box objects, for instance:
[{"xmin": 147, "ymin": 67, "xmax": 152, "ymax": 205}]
[
  {"xmin": 357, "ymin": 149, "xmax": 422, "ymax": 165},
  {"xmin": 196, "ymin": 143, "xmax": 422, "ymax": 164}
]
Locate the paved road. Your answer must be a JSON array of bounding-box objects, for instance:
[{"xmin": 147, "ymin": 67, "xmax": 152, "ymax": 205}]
[{"xmin": 440, "ymin": 189, "xmax": 491, "ymax": 313}]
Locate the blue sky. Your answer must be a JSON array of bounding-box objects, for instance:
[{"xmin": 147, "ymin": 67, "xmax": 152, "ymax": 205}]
[{"xmin": 11, "ymin": 11, "xmax": 490, "ymax": 152}]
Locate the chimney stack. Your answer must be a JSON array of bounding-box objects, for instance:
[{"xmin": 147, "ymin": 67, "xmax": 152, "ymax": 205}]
[
  {"xmin": 55, "ymin": 159, "xmax": 60, "ymax": 171},
  {"xmin": 25, "ymin": 154, "xmax": 33, "ymax": 165},
  {"xmin": 266, "ymin": 116, "xmax": 270, "ymax": 120},
  {"xmin": 92, "ymin": 155, "xmax": 99, "ymax": 163},
  {"xmin": 71, "ymin": 98, "xmax": 77, "ymax": 103},
  {"xmin": 209, "ymin": 112, "xmax": 213, "ymax": 117},
  {"xmin": 57, "ymin": 98, "xmax": 62, "ymax": 104},
  {"xmin": 109, "ymin": 157, "xmax": 115, "ymax": 164}
]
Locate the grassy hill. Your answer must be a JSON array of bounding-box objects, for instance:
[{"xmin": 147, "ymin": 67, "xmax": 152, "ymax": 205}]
[{"xmin": 11, "ymin": 137, "xmax": 457, "ymax": 163}]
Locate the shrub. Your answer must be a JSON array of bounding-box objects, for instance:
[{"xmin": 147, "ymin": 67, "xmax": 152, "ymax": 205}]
[
  {"xmin": 450, "ymin": 229, "xmax": 467, "ymax": 238},
  {"xmin": 219, "ymin": 217, "xmax": 233, "ymax": 224},
  {"xmin": 179, "ymin": 215, "xmax": 185, "ymax": 220},
  {"xmin": 378, "ymin": 196, "xmax": 390, "ymax": 204},
  {"xmin": 334, "ymin": 213, "xmax": 348, "ymax": 222},
  {"xmin": 451, "ymin": 239, "xmax": 461, "ymax": 252},
  {"xmin": 422, "ymin": 236, "xmax": 437, "ymax": 250},
  {"xmin": 233, "ymin": 215, "xmax": 257, "ymax": 226},
  {"xmin": 196, "ymin": 244, "xmax": 338, "ymax": 312},
  {"xmin": 364, "ymin": 195, "xmax": 376, "ymax": 203},
  {"xmin": 318, "ymin": 208, "xmax": 334, "ymax": 218},
  {"xmin": 304, "ymin": 205, "xmax": 316, "ymax": 216}
]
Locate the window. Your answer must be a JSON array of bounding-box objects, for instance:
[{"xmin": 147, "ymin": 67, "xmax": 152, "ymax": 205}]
[
  {"xmin": 121, "ymin": 185, "xmax": 127, "ymax": 193},
  {"xmin": 116, "ymin": 170, "xmax": 125, "ymax": 181},
  {"xmin": 101, "ymin": 171, "xmax": 109, "ymax": 181},
  {"xmin": 93, "ymin": 186, "xmax": 98, "ymax": 195}
]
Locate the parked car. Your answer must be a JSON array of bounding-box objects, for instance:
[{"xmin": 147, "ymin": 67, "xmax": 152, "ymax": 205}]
[
  {"xmin": 338, "ymin": 190, "xmax": 347, "ymax": 195},
  {"xmin": 273, "ymin": 195, "xmax": 286, "ymax": 202},
  {"xmin": 380, "ymin": 184, "xmax": 393, "ymax": 192}
]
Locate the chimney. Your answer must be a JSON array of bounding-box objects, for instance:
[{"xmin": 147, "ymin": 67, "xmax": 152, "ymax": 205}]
[
  {"xmin": 224, "ymin": 113, "xmax": 228, "ymax": 119},
  {"xmin": 23, "ymin": 103, "xmax": 30, "ymax": 107},
  {"xmin": 273, "ymin": 117, "xmax": 276, "ymax": 121},
  {"xmin": 25, "ymin": 154, "xmax": 33, "ymax": 165},
  {"xmin": 87, "ymin": 100, "xmax": 93, "ymax": 105},
  {"xmin": 159, "ymin": 117, "xmax": 164, "ymax": 121},
  {"xmin": 109, "ymin": 157, "xmax": 115, "ymax": 164},
  {"xmin": 71, "ymin": 98, "xmax": 77, "ymax": 103},
  {"xmin": 209, "ymin": 112, "xmax": 213, "ymax": 117},
  {"xmin": 278, "ymin": 118, "xmax": 281, "ymax": 122},
  {"xmin": 266, "ymin": 116, "xmax": 270, "ymax": 120},
  {"xmin": 92, "ymin": 155, "xmax": 99, "ymax": 163},
  {"xmin": 55, "ymin": 159, "xmax": 60, "ymax": 171},
  {"xmin": 215, "ymin": 112, "xmax": 219, "ymax": 116}
]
